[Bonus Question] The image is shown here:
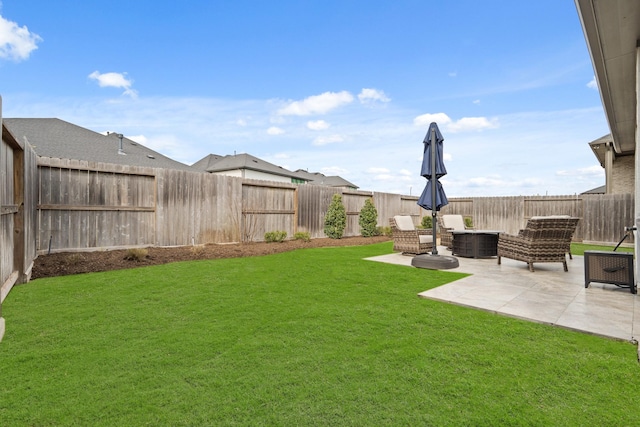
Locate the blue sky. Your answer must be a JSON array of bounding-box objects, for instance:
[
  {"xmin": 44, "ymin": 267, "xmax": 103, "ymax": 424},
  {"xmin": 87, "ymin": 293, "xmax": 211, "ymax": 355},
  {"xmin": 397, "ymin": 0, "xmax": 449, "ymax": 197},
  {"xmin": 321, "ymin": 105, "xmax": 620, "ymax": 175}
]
[{"xmin": 1, "ymin": 0, "xmax": 608, "ymax": 197}]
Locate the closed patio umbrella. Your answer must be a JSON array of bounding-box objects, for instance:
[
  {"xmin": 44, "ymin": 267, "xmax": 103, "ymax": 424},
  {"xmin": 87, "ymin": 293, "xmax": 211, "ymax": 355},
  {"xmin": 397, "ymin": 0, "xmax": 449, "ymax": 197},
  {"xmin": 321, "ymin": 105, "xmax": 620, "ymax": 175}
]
[{"xmin": 417, "ymin": 122, "xmax": 449, "ymax": 255}]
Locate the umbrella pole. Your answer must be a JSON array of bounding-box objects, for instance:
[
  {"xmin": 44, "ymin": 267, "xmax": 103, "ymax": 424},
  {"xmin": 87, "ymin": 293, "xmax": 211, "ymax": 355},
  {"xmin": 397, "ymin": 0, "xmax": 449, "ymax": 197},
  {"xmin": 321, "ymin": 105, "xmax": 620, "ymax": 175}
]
[{"xmin": 430, "ymin": 126, "xmax": 438, "ymax": 255}]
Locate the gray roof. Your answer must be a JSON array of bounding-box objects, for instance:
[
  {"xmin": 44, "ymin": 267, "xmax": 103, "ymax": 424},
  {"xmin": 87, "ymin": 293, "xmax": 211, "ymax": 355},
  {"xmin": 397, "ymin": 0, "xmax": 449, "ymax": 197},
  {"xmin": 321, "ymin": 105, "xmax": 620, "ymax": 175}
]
[
  {"xmin": 582, "ymin": 185, "xmax": 606, "ymax": 195},
  {"xmin": 4, "ymin": 118, "xmax": 193, "ymax": 171},
  {"xmin": 190, "ymin": 154, "xmax": 224, "ymax": 171},
  {"xmin": 191, "ymin": 152, "xmax": 305, "ymax": 180},
  {"xmin": 293, "ymin": 169, "xmax": 358, "ymax": 189},
  {"xmin": 588, "ymin": 134, "xmax": 612, "ymax": 167}
]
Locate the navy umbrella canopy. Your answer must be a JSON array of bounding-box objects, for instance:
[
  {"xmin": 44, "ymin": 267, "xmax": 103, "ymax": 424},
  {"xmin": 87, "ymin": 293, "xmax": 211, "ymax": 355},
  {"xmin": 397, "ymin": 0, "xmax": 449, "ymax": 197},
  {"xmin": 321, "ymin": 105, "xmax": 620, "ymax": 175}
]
[
  {"xmin": 417, "ymin": 122, "xmax": 449, "ymax": 212},
  {"xmin": 420, "ymin": 122, "xmax": 447, "ymax": 179},
  {"xmin": 418, "ymin": 180, "xmax": 448, "ymax": 211}
]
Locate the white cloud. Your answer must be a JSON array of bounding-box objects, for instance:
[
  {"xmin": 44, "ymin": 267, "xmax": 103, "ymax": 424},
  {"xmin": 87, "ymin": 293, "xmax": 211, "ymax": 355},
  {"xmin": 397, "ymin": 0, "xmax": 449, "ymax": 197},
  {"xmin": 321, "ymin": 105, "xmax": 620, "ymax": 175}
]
[
  {"xmin": 473, "ymin": 99, "xmax": 481, "ymax": 105},
  {"xmin": 321, "ymin": 166, "xmax": 348, "ymax": 175},
  {"xmin": 521, "ymin": 178, "xmax": 544, "ymax": 187},
  {"xmin": 466, "ymin": 175, "xmax": 545, "ymax": 190},
  {"xmin": 88, "ymin": 71, "xmax": 138, "ymax": 98},
  {"xmin": 373, "ymin": 174, "xmax": 394, "ymax": 181},
  {"xmin": 127, "ymin": 134, "xmax": 147, "ymax": 144},
  {"xmin": 367, "ymin": 167, "xmax": 390, "ymax": 174},
  {"xmin": 312, "ymin": 134, "xmax": 344, "ymax": 146},
  {"xmin": 467, "ymin": 176, "xmax": 509, "ymax": 187},
  {"xmin": 373, "ymin": 173, "xmax": 412, "ymax": 182},
  {"xmin": 413, "ymin": 112, "xmax": 452, "ymax": 127},
  {"xmin": 557, "ymin": 165, "xmax": 603, "ymax": 177},
  {"xmin": 447, "ymin": 117, "xmax": 498, "ymax": 132},
  {"xmin": 367, "ymin": 167, "xmax": 414, "ymax": 184},
  {"xmin": 269, "ymin": 115, "xmax": 286, "ymax": 124},
  {"xmin": 448, "ymin": 71, "xmax": 457, "ymax": 77},
  {"xmin": 136, "ymin": 133, "xmax": 183, "ymax": 155},
  {"xmin": 358, "ymin": 88, "xmax": 390, "ymax": 104},
  {"xmin": 587, "ymin": 76, "xmax": 598, "ymax": 90},
  {"xmin": 236, "ymin": 119, "xmax": 247, "ymax": 126},
  {"xmin": 267, "ymin": 126, "xmax": 285, "ymax": 135},
  {"xmin": 277, "ymin": 91, "xmax": 353, "ymax": 116},
  {"xmin": 413, "ymin": 112, "xmax": 498, "ymax": 133},
  {"xmin": 307, "ymin": 120, "xmax": 330, "ymax": 130},
  {"xmin": 0, "ymin": 15, "xmax": 42, "ymax": 61}
]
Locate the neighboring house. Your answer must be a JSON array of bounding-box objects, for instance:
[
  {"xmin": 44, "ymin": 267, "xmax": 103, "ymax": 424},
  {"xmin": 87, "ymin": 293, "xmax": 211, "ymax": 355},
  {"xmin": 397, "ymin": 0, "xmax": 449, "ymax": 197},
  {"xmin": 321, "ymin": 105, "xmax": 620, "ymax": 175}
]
[
  {"xmin": 588, "ymin": 134, "xmax": 634, "ymax": 194},
  {"xmin": 581, "ymin": 185, "xmax": 606, "ymax": 195},
  {"xmin": 191, "ymin": 153, "xmax": 309, "ymax": 184},
  {"xmin": 576, "ymin": 1, "xmax": 639, "ymax": 198},
  {"xmin": 3, "ymin": 118, "xmax": 193, "ymax": 171},
  {"xmin": 292, "ymin": 169, "xmax": 359, "ymax": 190},
  {"xmin": 191, "ymin": 153, "xmax": 360, "ymax": 189}
]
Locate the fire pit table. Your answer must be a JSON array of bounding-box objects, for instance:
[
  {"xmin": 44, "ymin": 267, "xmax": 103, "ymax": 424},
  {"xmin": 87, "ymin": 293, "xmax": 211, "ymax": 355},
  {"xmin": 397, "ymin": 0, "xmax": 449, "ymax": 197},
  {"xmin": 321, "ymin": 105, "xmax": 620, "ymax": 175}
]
[{"xmin": 451, "ymin": 230, "xmax": 501, "ymax": 258}]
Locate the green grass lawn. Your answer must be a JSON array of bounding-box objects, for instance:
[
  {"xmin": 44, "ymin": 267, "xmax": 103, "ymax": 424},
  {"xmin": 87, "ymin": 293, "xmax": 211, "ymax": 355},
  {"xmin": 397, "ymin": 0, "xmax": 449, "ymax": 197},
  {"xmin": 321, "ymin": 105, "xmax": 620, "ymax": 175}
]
[
  {"xmin": 2, "ymin": 242, "xmax": 639, "ymax": 425},
  {"xmin": 571, "ymin": 242, "xmax": 634, "ymax": 256}
]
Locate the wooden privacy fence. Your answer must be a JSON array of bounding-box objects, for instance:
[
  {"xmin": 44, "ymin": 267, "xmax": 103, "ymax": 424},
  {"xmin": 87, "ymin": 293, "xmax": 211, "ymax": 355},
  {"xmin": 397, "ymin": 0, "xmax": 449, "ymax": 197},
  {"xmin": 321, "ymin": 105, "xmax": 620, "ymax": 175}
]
[
  {"xmin": 1, "ymin": 121, "xmax": 38, "ymax": 321},
  {"xmin": 35, "ymin": 158, "xmax": 426, "ymax": 253},
  {"xmin": 28, "ymin": 157, "xmax": 640, "ymax": 254},
  {"xmin": 38, "ymin": 158, "xmax": 157, "ymax": 251},
  {"xmin": 440, "ymin": 193, "xmax": 635, "ymax": 246}
]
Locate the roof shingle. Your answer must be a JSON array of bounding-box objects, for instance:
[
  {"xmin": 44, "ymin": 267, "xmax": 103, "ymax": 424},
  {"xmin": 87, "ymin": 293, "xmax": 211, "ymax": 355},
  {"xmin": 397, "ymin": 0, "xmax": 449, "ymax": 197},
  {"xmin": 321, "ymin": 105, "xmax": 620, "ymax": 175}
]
[{"xmin": 4, "ymin": 118, "xmax": 193, "ymax": 171}]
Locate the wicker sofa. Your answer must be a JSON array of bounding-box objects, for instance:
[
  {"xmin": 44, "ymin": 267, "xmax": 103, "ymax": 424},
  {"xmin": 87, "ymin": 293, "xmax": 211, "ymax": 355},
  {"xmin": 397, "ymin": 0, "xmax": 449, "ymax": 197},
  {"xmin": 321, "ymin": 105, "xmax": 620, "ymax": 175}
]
[
  {"xmin": 389, "ymin": 215, "xmax": 433, "ymax": 255},
  {"xmin": 438, "ymin": 215, "xmax": 474, "ymax": 249},
  {"xmin": 497, "ymin": 216, "xmax": 580, "ymax": 272}
]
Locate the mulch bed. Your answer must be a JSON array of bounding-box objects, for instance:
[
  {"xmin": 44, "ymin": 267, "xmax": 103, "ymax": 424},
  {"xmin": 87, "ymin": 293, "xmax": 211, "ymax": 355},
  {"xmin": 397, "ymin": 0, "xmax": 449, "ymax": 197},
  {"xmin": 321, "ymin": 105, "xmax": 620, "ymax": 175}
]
[{"xmin": 31, "ymin": 236, "xmax": 392, "ymax": 279}]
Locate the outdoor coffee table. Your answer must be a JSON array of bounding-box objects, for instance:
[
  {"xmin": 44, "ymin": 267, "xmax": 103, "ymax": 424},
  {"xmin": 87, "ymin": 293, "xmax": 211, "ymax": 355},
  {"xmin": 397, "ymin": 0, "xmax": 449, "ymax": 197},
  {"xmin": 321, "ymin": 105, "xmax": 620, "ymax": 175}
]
[{"xmin": 451, "ymin": 230, "xmax": 501, "ymax": 258}]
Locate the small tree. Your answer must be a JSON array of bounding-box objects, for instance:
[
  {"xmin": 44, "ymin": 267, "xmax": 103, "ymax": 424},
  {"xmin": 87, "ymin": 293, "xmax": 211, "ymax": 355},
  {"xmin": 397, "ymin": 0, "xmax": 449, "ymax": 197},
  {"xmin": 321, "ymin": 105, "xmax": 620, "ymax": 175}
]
[
  {"xmin": 464, "ymin": 217, "xmax": 473, "ymax": 229},
  {"xmin": 359, "ymin": 198, "xmax": 378, "ymax": 237},
  {"xmin": 324, "ymin": 193, "xmax": 346, "ymax": 239}
]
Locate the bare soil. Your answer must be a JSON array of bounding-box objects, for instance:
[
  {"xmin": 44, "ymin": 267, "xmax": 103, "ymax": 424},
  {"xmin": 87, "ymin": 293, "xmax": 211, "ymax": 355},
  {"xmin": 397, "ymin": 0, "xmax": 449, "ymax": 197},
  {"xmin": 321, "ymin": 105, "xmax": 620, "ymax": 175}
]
[{"xmin": 31, "ymin": 236, "xmax": 391, "ymax": 280}]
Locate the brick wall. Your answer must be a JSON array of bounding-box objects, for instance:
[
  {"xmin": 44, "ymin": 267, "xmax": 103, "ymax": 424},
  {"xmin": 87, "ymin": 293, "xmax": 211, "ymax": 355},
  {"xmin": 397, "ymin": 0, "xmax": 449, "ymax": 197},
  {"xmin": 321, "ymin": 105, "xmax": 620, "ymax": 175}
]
[{"xmin": 612, "ymin": 154, "xmax": 634, "ymax": 194}]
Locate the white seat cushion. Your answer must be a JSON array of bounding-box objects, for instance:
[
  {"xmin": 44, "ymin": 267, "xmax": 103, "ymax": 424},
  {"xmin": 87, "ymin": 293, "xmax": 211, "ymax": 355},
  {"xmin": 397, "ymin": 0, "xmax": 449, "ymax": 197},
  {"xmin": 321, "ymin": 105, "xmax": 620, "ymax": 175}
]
[
  {"xmin": 419, "ymin": 235, "xmax": 434, "ymax": 244},
  {"xmin": 394, "ymin": 215, "xmax": 415, "ymax": 231},
  {"xmin": 441, "ymin": 215, "xmax": 465, "ymax": 230},
  {"xmin": 530, "ymin": 215, "xmax": 570, "ymax": 220}
]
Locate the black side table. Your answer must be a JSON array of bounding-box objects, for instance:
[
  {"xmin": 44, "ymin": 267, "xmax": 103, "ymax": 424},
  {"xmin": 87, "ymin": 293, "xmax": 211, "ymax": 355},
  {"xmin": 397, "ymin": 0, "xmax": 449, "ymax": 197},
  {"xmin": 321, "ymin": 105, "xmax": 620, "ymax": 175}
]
[{"xmin": 584, "ymin": 251, "xmax": 636, "ymax": 294}]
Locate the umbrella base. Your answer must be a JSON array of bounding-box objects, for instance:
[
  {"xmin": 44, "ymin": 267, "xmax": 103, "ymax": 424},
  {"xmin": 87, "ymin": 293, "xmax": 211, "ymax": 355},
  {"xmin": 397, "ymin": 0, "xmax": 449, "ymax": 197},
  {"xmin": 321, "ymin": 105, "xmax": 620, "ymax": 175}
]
[{"xmin": 411, "ymin": 254, "xmax": 459, "ymax": 270}]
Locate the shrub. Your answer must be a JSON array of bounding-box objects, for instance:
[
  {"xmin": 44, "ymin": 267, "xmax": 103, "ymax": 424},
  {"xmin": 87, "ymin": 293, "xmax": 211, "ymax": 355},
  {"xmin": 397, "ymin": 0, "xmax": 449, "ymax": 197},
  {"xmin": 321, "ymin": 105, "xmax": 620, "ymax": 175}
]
[
  {"xmin": 359, "ymin": 198, "xmax": 379, "ymax": 237},
  {"xmin": 421, "ymin": 216, "xmax": 433, "ymax": 229},
  {"xmin": 377, "ymin": 226, "xmax": 392, "ymax": 237},
  {"xmin": 294, "ymin": 231, "xmax": 311, "ymax": 242},
  {"xmin": 124, "ymin": 248, "xmax": 148, "ymax": 261},
  {"xmin": 324, "ymin": 194, "xmax": 346, "ymax": 239},
  {"xmin": 190, "ymin": 245, "xmax": 206, "ymax": 257},
  {"xmin": 65, "ymin": 253, "xmax": 85, "ymax": 265},
  {"xmin": 464, "ymin": 217, "xmax": 473, "ymax": 228},
  {"xmin": 264, "ymin": 230, "xmax": 287, "ymax": 243}
]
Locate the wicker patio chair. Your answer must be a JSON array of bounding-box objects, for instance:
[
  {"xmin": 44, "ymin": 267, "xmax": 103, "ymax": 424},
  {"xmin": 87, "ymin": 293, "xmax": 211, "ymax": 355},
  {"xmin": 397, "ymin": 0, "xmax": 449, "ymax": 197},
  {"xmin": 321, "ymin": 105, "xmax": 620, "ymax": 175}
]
[
  {"xmin": 438, "ymin": 214, "xmax": 474, "ymax": 249},
  {"xmin": 497, "ymin": 216, "xmax": 580, "ymax": 272},
  {"xmin": 389, "ymin": 215, "xmax": 433, "ymax": 255}
]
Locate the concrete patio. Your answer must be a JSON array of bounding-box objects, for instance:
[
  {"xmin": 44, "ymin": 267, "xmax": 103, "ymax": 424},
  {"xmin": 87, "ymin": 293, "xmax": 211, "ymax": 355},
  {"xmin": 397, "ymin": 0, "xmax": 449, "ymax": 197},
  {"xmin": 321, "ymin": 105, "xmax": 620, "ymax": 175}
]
[{"xmin": 366, "ymin": 247, "xmax": 640, "ymax": 343}]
